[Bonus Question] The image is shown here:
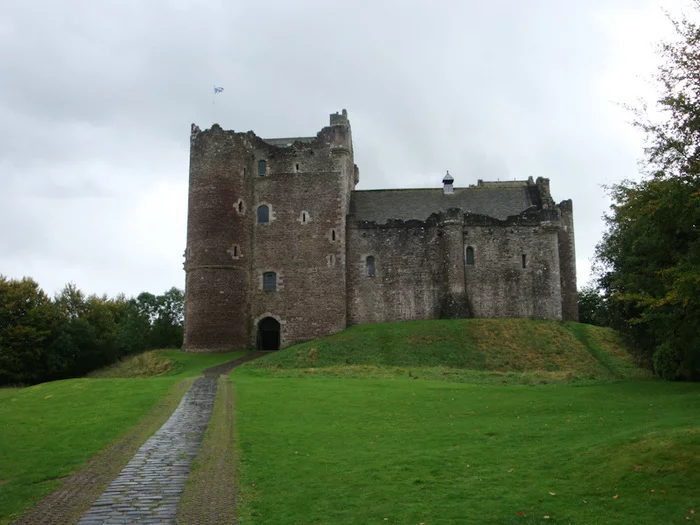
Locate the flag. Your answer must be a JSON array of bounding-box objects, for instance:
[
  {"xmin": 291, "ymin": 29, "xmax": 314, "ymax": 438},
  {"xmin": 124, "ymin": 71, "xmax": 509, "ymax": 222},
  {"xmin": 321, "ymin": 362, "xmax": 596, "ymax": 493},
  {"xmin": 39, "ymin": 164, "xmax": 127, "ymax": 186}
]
[{"xmin": 214, "ymin": 86, "xmax": 224, "ymax": 94}]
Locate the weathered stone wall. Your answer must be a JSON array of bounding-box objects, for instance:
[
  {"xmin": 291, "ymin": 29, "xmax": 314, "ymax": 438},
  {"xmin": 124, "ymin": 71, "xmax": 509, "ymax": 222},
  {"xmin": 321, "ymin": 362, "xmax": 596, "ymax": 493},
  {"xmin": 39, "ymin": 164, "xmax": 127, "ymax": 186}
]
[
  {"xmin": 557, "ymin": 200, "xmax": 579, "ymax": 321},
  {"xmin": 184, "ymin": 125, "xmax": 253, "ymax": 352},
  {"xmin": 346, "ymin": 210, "xmax": 565, "ymax": 325},
  {"xmin": 250, "ymin": 169, "xmax": 348, "ymax": 347},
  {"xmin": 463, "ymin": 219, "xmax": 563, "ymax": 320},
  {"xmin": 346, "ymin": 219, "xmax": 444, "ymax": 325}
]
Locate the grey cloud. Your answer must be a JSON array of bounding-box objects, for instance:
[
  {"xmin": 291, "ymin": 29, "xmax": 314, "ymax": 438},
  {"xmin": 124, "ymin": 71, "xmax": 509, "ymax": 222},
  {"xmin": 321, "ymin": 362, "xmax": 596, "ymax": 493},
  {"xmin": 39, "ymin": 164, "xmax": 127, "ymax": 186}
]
[{"xmin": 0, "ymin": 0, "xmax": 672, "ymax": 296}]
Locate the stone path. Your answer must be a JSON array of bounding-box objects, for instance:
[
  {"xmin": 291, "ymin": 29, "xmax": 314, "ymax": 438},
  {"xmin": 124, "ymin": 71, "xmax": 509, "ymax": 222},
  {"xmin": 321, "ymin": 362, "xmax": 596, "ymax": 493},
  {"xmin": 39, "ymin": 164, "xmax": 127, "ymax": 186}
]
[
  {"xmin": 76, "ymin": 352, "xmax": 264, "ymax": 525},
  {"xmin": 77, "ymin": 377, "xmax": 217, "ymax": 524}
]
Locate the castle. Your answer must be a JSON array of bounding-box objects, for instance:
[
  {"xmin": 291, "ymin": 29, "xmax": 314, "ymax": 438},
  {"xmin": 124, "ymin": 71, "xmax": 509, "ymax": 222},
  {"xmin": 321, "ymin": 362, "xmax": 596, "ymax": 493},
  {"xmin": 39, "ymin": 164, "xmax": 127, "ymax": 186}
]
[{"xmin": 183, "ymin": 110, "xmax": 577, "ymax": 352}]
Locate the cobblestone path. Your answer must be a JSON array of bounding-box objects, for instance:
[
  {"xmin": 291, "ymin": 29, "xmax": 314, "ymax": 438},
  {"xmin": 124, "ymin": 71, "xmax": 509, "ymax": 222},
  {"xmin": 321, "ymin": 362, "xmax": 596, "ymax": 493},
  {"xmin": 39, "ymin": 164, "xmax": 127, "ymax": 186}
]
[{"xmin": 77, "ymin": 377, "xmax": 217, "ymax": 525}]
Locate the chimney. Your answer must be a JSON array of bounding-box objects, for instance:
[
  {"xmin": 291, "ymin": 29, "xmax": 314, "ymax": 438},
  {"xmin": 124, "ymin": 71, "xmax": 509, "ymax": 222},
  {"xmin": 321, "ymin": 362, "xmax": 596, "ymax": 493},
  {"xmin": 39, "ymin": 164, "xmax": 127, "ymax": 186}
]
[{"xmin": 443, "ymin": 171, "xmax": 454, "ymax": 195}]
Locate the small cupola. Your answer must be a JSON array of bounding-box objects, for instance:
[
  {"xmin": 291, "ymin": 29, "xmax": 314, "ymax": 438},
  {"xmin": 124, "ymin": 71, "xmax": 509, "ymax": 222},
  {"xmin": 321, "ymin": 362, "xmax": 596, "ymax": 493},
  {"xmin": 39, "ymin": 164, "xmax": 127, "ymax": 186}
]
[{"xmin": 443, "ymin": 171, "xmax": 454, "ymax": 195}]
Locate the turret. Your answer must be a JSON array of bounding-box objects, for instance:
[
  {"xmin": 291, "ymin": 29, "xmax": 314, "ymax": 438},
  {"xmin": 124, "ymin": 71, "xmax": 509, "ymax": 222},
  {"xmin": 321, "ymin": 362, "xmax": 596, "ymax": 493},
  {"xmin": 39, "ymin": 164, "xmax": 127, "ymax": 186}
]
[{"xmin": 183, "ymin": 125, "xmax": 254, "ymax": 352}]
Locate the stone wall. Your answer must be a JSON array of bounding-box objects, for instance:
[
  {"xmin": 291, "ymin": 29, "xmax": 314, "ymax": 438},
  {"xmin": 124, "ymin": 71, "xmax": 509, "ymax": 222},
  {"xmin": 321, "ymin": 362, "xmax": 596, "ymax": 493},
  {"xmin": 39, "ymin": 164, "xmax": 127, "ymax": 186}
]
[
  {"xmin": 184, "ymin": 125, "xmax": 253, "ymax": 352},
  {"xmin": 347, "ymin": 219, "xmax": 444, "ymax": 325},
  {"xmin": 463, "ymin": 220, "xmax": 563, "ymax": 320}
]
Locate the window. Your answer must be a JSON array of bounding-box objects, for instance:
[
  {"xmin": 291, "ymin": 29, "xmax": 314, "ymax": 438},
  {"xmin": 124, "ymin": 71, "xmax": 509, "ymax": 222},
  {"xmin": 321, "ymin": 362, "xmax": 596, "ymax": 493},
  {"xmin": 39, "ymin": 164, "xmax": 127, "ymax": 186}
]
[
  {"xmin": 522, "ymin": 254, "xmax": 527, "ymax": 269},
  {"xmin": 263, "ymin": 272, "xmax": 277, "ymax": 291},
  {"xmin": 466, "ymin": 246, "xmax": 475, "ymax": 265},
  {"xmin": 258, "ymin": 160, "xmax": 267, "ymax": 177},
  {"xmin": 302, "ymin": 212, "xmax": 307, "ymax": 223},
  {"xmin": 366, "ymin": 255, "xmax": 375, "ymax": 277},
  {"xmin": 257, "ymin": 205, "xmax": 269, "ymax": 224},
  {"xmin": 331, "ymin": 229, "xmax": 336, "ymax": 241},
  {"xmin": 296, "ymin": 163, "xmax": 300, "ymax": 171}
]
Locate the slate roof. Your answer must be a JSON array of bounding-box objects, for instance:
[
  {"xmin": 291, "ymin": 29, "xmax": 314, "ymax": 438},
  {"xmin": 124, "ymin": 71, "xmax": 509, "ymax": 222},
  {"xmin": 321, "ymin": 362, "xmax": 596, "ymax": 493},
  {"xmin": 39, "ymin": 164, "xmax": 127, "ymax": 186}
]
[{"xmin": 352, "ymin": 186, "xmax": 535, "ymax": 223}]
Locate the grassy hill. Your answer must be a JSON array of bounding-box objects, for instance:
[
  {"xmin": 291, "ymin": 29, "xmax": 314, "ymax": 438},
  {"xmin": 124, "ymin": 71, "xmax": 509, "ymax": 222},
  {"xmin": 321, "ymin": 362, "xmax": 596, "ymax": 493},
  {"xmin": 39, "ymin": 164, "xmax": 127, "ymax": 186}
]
[
  {"xmin": 0, "ymin": 350, "xmax": 245, "ymax": 525},
  {"xmin": 232, "ymin": 320, "xmax": 697, "ymax": 524},
  {"xmin": 246, "ymin": 319, "xmax": 648, "ymax": 384}
]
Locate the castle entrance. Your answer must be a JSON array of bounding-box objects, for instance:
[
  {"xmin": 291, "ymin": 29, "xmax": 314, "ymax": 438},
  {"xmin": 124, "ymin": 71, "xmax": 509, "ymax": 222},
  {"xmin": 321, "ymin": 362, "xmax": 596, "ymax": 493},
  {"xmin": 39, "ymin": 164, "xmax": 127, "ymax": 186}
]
[{"xmin": 257, "ymin": 317, "xmax": 280, "ymax": 350}]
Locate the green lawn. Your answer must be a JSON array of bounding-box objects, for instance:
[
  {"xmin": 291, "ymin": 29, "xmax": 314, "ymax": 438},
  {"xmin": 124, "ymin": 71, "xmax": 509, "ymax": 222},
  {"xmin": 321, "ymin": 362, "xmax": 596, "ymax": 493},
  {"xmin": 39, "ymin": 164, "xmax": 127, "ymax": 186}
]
[
  {"xmin": 249, "ymin": 319, "xmax": 647, "ymax": 384},
  {"xmin": 232, "ymin": 372, "xmax": 700, "ymax": 524},
  {"xmin": 0, "ymin": 349, "xmax": 245, "ymax": 524}
]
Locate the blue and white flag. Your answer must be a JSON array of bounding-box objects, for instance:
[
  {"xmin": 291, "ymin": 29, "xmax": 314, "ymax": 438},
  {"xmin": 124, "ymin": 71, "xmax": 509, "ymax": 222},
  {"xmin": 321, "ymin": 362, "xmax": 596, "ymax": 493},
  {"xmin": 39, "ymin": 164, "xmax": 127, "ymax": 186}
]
[{"xmin": 214, "ymin": 86, "xmax": 224, "ymax": 94}]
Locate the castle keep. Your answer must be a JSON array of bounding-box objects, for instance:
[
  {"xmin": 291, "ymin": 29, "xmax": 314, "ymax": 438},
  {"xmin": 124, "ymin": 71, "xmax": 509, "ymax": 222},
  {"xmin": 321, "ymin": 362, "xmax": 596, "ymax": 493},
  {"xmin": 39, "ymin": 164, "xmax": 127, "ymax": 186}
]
[{"xmin": 184, "ymin": 110, "xmax": 578, "ymax": 352}]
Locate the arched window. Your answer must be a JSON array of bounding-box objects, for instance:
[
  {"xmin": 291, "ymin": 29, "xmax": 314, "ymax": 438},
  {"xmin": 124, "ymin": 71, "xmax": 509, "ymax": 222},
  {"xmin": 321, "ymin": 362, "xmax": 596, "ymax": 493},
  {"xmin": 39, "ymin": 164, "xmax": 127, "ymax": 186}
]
[
  {"xmin": 263, "ymin": 272, "xmax": 277, "ymax": 291},
  {"xmin": 258, "ymin": 159, "xmax": 267, "ymax": 177},
  {"xmin": 466, "ymin": 246, "xmax": 475, "ymax": 265},
  {"xmin": 366, "ymin": 255, "xmax": 375, "ymax": 277},
  {"xmin": 257, "ymin": 205, "xmax": 269, "ymax": 224}
]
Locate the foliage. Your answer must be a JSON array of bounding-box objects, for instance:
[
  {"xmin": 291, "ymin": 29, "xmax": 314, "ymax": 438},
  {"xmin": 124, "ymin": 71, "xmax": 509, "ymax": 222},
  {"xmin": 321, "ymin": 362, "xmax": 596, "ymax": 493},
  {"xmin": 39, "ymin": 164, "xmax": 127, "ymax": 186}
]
[
  {"xmin": 0, "ymin": 277, "xmax": 60, "ymax": 385},
  {"xmin": 596, "ymin": 5, "xmax": 700, "ymax": 380},
  {"xmin": 233, "ymin": 372, "xmax": 700, "ymax": 524},
  {"xmin": 0, "ymin": 276, "xmax": 186, "ymax": 386},
  {"xmin": 577, "ymin": 285, "xmax": 611, "ymax": 327}
]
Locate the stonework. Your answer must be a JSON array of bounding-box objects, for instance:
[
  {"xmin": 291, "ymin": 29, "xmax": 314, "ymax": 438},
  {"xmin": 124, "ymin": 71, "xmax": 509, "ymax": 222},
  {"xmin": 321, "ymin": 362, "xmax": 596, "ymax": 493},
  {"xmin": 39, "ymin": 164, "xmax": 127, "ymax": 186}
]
[{"xmin": 184, "ymin": 110, "xmax": 578, "ymax": 352}]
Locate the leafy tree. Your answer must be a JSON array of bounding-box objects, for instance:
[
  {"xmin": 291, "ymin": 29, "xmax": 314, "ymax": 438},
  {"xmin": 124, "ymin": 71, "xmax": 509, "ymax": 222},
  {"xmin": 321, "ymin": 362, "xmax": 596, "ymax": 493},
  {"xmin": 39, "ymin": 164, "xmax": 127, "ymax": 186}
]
[
  {"xmin": 596, "ymin": 5, "xmax": 700, "ymax": 380},
  {"xmin": 577, "ymin": 285, "xmax": 611, "ymax": 327},
  {"xmin": 0, "ymin": 276, "xmax": 60, "ymax": 384}
]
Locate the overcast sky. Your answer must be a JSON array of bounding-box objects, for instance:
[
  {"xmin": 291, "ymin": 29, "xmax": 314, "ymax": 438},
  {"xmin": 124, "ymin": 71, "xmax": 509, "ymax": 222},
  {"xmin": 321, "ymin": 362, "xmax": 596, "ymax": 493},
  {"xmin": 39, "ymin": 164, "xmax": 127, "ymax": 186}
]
[{"xmin": 0, "ymin": 0, "xmax": 687, "ymax": 298}]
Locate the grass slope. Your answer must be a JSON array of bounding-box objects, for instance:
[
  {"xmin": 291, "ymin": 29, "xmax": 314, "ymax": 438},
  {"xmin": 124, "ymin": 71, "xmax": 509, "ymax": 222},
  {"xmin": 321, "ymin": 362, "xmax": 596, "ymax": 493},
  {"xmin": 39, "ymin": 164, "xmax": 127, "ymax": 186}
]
[
  {"xmin": 233, "ymin": 374, "xmax": 700, "ymax": 524},
  {"xmin": 247, "ymin": 319, "xmax": 647, "ymax": 384},
  {"xmin": 0, "ymin": 349, "xmax": 245, "ymax": 524}
]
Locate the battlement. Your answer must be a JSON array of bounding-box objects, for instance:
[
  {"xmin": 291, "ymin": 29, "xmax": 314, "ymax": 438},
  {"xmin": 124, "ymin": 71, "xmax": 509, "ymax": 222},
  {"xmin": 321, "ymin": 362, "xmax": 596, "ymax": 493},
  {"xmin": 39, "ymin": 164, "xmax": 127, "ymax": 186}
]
[{"xmin": 330, "ymin": 109, "xmax": 349, "ymax": 126}]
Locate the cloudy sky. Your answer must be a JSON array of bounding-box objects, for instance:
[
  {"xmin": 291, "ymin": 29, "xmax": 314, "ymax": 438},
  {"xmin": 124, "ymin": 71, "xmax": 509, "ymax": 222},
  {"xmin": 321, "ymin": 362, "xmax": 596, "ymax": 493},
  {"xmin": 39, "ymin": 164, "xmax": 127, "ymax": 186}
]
[{"xmin": 0, "ymin": 0, "xmax": 687, "ymax": 297}]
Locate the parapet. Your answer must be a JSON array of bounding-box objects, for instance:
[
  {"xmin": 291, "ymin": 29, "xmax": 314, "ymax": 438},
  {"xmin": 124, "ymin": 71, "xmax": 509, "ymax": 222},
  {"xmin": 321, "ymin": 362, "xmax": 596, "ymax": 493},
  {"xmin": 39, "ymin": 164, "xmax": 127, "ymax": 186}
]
[{"xmin": 330, "ymin": 109, "xmax": 349, "ymax": 126}]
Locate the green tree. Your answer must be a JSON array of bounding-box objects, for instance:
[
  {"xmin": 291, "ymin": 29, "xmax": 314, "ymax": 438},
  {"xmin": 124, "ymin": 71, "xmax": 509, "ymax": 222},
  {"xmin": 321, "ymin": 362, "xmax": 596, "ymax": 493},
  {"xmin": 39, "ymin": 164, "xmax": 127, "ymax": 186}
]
[
  {"xmin": 0, "ymin": 276, "xmax": 60, "ymax": 384},
  {"xmin": 597, "ymin": 5, "xmax": 700, "ymax": 380},
  {"xmin": 577, "ymin": 285, "xmax": 610, "ymax": 327}
]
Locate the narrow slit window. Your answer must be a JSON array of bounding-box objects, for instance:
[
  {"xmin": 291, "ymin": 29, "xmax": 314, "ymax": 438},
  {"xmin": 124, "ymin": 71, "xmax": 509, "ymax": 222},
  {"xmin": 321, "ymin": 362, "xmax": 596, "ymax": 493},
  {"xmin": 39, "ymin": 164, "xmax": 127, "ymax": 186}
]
[
  {"xmin": 257, "ymin": 205, "xmax": 269, "ymax": 224},
  {"xmin": 466, "ymin": 246, "xmax": 475, "ymax": 265},
  {"xmin": 366, "ymin": 255, "xmax": 375, "ymax": 277},
  {"xmin": 302, "ymin": 212, "xmax": 307, "ymax": 223},
  {"xmin": 258, "ymin": 159, "xmax": 267, "ymax": 177},
  {"xmin": 233, "ymin": 246, "xmax": 238, "ymax": 257},
  {"xmin": 296, "ymin": 163, "xmax": 300, "ymax": 171},
  {"xmin": 522, "ymin": 254, "xmax": 527, "ymax": 269},
  {"xmin": 238, "ymin": 201, "xmax": 243, "ymax": 213},
  {"xmin": 263, "ymin": 272, "xmax": 277, "ymax": 291},
  {"xmin": 331, "ymin": 229, "xmax": 336, "ymax": 241}
]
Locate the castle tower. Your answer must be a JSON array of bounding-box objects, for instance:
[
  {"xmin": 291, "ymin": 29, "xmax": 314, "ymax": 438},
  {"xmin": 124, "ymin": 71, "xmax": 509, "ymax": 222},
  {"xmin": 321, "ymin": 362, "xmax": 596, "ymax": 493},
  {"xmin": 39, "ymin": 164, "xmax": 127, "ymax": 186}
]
[
  {"xmin": 184, "ymin": 124, "xmax": 254, "ymax": 352},
  {"xmin": 184, "ymin": 111, "xmax": 357, "ymax": 352}
]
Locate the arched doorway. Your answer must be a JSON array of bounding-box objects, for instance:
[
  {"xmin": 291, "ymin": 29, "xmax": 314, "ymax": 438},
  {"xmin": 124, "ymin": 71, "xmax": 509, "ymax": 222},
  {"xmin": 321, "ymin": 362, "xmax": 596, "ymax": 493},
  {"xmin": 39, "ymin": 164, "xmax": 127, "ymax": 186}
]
[{"xmin": 257, "ymin": 317, "xmax": 280, "ymax": 350}]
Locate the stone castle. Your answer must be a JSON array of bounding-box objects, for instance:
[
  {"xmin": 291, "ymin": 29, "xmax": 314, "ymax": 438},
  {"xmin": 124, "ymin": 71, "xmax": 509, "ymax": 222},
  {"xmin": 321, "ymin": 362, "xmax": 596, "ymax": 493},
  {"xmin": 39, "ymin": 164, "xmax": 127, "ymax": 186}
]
[{"xmin": 183, "ymin": 110, "xmax": 577, "ymax": 351}]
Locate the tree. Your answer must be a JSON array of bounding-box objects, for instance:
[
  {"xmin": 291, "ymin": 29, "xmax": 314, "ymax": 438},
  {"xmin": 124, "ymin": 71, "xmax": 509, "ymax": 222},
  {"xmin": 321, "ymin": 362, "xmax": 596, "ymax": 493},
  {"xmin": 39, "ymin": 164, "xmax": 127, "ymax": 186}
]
[
  {"xmin": 596, "ymin": 4, "xmax": 700, "ymax": 380},
  {"xmin": 0, "ymin": 276, "xmax": 60, "ymax": 384},
  {"xmin": 577, "ymin": 285, "xmax": 610, "ymax": 327}
]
